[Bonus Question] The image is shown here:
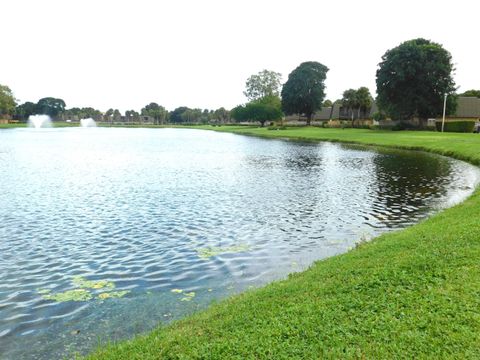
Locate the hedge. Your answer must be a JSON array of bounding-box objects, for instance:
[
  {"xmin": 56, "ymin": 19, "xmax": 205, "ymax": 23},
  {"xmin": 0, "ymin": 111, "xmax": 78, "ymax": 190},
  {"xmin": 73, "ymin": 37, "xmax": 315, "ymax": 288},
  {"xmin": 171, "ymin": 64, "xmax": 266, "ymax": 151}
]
[{"xmin": 435, "ymin": 120, "xmax": 476, "ymax": 133}]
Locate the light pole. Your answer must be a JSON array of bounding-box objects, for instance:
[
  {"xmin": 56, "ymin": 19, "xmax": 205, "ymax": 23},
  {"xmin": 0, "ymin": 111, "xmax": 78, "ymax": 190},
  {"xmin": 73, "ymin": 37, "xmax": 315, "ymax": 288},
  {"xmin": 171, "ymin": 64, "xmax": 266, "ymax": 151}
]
[{"xmin": 441, "ymin": 93, "xmax": 447, "ymax": 132}]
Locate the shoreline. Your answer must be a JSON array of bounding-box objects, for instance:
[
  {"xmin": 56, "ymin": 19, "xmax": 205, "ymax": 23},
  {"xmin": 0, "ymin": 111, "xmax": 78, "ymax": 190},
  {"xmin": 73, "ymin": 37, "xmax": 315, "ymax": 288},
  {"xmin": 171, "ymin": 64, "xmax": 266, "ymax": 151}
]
[
  {"xmin": 86, "ymin": 126, "xmax": 480, "ymax": 358},
  {"xmin": 4, "ymin": 124, "xmax": 480, "ymax": 358}
]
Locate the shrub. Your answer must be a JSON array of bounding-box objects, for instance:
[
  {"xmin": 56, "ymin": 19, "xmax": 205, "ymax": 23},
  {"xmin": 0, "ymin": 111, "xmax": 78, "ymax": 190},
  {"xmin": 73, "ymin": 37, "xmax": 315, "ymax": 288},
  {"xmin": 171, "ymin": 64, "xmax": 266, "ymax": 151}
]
[
  {"xmin": 372, "ymin": 111, "xmax": 387, "ymax": 121},
  {"xmin": 435, "ymin": 120, "xmax": 475, "ymax": 133},
  {"xmin": 391, "ymin": 121, "xmax": 418, "ymax": 131}
]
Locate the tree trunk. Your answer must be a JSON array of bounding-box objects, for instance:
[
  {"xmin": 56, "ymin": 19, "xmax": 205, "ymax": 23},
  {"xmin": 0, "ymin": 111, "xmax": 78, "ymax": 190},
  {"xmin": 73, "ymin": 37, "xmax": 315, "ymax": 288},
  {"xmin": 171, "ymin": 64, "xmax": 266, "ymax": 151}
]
[
  {"xmin": 419, "ymin": 118, "xmax": 428, "ymax": 129},
  {"xmin": 329, "ymin": 103, "xmax": 335, "ymax": 120},
  {"xmin": 306, "ymin": 113, "xmax": 312, "ymax": 126}
]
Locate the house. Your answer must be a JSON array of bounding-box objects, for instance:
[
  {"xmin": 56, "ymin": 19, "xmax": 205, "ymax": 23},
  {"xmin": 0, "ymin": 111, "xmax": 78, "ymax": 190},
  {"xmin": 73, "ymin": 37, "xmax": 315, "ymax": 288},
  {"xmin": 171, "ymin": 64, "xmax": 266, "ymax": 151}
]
[{"xmin": 453, "ymin": 97, "xmax": 480, "ymax": 118}]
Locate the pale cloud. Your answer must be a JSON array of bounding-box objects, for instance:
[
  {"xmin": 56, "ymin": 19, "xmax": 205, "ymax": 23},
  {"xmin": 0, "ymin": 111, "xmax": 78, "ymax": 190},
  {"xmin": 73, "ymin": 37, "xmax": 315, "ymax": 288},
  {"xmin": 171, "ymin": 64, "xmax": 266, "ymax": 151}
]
[{"xmin": 2, "ymin": 0, "xmax": 479, "ymax": 112}]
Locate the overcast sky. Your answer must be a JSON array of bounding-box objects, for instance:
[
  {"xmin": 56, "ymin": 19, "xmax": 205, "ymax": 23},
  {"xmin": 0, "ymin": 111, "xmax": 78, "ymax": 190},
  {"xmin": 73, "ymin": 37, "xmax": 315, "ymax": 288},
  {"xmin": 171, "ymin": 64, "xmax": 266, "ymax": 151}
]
[{"xmin": 2, "ymin": 0, "xmax": 479, "ymax": 113}]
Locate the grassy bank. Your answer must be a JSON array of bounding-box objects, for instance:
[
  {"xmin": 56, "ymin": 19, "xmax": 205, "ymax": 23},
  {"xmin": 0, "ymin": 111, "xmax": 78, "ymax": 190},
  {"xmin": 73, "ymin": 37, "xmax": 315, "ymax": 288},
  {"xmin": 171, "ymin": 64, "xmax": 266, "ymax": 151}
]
[
  {"xmin": 15, "ymin": 125, "xmax": 480, "ymax": 358},
  {"xmin": 0, "ymin": 121, "xmax": 83, "ymax": 129},
  {"xmin": 201, "ymin": 125, "xmax": 480, "ymax": 165}
]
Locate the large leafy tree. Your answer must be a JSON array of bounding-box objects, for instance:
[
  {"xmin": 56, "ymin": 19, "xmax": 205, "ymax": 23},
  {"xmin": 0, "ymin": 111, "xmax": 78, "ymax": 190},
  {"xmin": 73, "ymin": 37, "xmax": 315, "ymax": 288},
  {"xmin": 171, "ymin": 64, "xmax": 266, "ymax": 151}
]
[
  {"xmin": 170, "ymin": 107, "xmax": 190, "ymax": 123},
  {"xmin": 0, "ymin": 84, "xmax": 17, "ymax": 117},
  {"xmin": 281, "ymin": 61, "xmax": 329, "ymax": 125},
  {"xmin": 141, "ymin": 102, "xmax": 168, "ymax": 124},
  {"xmin": 376, "ymin": 38, "xmax": 456, "ymax": 124},
  {"xmin": 15, "ymin": 101, "xmax": 36, "ymax": 121},
  {"xmin": 36, "ymin": 97, "xmax": 66, "ymax": 118},
  {"xmin": 244, "ymin": 69, "xmax": 282, "ymax": 101},
  {"xmin": 214, "ymin": 107, "xmax": 230, "ymax": 123},
  {"xmin": 231, "ymin": 96, "xmax": 282, "ymax": 127}
]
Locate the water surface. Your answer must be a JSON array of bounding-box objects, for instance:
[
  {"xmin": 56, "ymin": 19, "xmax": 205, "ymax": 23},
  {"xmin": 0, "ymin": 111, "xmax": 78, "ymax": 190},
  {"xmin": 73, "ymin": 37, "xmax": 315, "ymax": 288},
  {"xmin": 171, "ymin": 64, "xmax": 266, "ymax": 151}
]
[{"xmin": 0, "ymin": 128, "xmax": 478, "ymax": 359}]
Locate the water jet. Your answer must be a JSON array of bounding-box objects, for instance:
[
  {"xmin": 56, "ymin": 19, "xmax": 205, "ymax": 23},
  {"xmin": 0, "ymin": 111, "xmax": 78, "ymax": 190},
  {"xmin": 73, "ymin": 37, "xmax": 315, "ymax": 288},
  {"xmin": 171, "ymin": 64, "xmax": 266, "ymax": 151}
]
[
  {"xmin": 80, "ymin": 118, "xmax": 97, "ymax": 127},
  {"xmin": 28, "ymin": 115, "xmax": 52, "ymax": 128}
]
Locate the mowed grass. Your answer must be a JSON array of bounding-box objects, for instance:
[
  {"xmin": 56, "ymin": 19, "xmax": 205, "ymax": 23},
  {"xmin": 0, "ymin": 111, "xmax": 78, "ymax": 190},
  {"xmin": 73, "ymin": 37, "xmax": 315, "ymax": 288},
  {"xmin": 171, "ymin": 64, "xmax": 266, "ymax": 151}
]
[
  {"xmin": 79, "ymin": 126, "xmax": 479, "ymax": 358},
  {"xmin": 0, "ymin": 121, "xmax": 82, "ymax": 128}
]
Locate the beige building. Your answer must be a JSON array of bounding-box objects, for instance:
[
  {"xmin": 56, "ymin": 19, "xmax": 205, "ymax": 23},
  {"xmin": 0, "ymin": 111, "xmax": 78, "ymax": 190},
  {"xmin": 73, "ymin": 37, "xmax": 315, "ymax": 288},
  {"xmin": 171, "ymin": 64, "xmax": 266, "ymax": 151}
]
[{"xmin": 454, "ymin": 97, "xmax": 480, "ymax": 118}]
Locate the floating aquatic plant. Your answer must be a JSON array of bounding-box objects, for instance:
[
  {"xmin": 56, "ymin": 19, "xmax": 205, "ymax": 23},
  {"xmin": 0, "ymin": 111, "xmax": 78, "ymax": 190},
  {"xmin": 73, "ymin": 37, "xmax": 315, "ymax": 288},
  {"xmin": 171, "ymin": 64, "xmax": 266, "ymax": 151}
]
[
  {"xmin": 180, "ymin": 292, "xmax": 196, "ymax": 302},
  {"xmin": 72, "ymin": 276, "xmax": 115, "ymax": 290},
  {"xmin": 42, "ymin": 289, "xmax": 92, "ymax": 302},
  {"xmin": 39, "ymin": 276, "xmax": 127, "ymax": 303},
  {"xmin": 171, "ymin": 289, "xmax": 196, "ymax": 302},
  {"xmin": 196, "ymin": 244, "xmax": 251, "ymax": 259},
  {"xmin": 97, "ymin": 291, "xmax": 130, "ymax": 300}
]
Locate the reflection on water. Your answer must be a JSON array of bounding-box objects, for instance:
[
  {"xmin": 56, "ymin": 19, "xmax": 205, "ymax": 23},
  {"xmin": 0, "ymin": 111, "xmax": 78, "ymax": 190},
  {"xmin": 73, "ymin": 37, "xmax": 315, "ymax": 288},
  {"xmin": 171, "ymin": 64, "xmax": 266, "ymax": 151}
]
[{"xmin": 0, "ymin": 128, "xmax": 478, "ymax": 359}]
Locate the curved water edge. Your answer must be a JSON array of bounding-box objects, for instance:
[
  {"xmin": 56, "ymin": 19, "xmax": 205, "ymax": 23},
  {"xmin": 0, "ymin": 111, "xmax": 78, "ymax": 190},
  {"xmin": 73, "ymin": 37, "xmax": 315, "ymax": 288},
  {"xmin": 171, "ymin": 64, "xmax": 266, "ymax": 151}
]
[{"xmin": 0, "ymin": 127, "xmax": 479, "ymax": 359}]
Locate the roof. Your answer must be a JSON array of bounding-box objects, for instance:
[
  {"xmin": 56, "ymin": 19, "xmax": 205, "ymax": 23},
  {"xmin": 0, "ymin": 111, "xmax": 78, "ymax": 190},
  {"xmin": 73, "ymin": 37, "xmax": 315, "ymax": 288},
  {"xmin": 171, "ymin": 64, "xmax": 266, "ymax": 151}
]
[{"xmin": 455, "ymin": 97, "xmax": 480, "ymax": 118}]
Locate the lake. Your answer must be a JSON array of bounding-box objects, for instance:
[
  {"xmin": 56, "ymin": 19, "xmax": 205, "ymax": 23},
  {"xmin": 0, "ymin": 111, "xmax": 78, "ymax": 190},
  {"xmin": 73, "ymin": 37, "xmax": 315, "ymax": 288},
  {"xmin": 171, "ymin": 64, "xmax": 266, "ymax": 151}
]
[{"xmin": 0, "ymin": 128, "xmax": 478, "ymax": 359}]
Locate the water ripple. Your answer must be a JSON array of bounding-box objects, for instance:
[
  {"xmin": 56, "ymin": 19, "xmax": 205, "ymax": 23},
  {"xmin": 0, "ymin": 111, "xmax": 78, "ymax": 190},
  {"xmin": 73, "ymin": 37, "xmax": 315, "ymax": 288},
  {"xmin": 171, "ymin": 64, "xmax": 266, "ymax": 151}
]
[{"xmin": 0, "ymin": 128, "xmax": 478, "ymax": 359}]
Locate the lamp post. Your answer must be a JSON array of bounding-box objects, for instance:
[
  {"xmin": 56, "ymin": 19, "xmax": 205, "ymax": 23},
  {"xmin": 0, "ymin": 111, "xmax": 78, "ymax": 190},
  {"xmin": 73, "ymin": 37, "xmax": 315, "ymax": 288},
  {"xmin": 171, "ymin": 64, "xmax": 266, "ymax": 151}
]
[{"xmin": 441, "ymin": 93, "xmax": 447, "ymax": 132}]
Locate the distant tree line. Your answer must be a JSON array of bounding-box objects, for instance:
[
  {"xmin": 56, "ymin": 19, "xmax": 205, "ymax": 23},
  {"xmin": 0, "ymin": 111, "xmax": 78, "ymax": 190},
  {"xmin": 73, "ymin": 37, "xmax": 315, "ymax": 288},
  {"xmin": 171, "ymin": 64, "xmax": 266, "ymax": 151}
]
[
  {"xmin": 2, "ymin": 37, "xmax": 478, "ymax": 128},
  {"xmin": 6, "ymin": 95, "xmax": 232, "ymax": 125}
]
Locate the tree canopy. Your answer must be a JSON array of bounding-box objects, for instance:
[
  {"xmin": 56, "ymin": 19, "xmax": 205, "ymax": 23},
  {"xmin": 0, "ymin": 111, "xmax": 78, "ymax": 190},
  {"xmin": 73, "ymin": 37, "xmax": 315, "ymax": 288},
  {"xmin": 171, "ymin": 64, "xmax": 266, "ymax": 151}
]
[
  {"xmin": 322, "ymin": 99, "xmax": 333, "ymax": 107},
  {"xmin": 36, "ymin": 97, "xmax": 66, "ymax": 118},
  {"xmin": 460, "ymin": 89, "xmax": 480, "ymax": 98},
  {"xmin": 341, "ymin": 87, "xmax": 373, "ymax": 122},
  {"xmin": 141, "ymin": 102, "xmax": 168, "ymax": 124},
  {"xmin": 281, "ymin": 61, "xmax": 329, "ymax": 125},
  {"xmin": 15, "ymin": 101, "xmax": 36, "ymax": 120},
  {"xmin": 376, "ymin": 38, "xmax": 456, "ymax": 123},
  {"xmin": 64, "ymin": 107, "xmax": 102, "ymax": 120},
  {"xmin": 0, "ymin": 84, "xmax": 17, "ymax": 117},
  {"xmin": 213, "ymin": 107, "xmax": 230, "ymax": 123},
  {"xmin": 244, "ymin": 70, "xmax": 282, "ymax": 101},
  {"xmin": 170, "ymin": 107, "xmax": 190, "ymax": 123},
  {"xmin": 231, "ymin": 96, "xmax": 282, "ymax": 127},
  {"xmin": 341, "ymin": 89, "xmax": 358, "ymax": 118}
]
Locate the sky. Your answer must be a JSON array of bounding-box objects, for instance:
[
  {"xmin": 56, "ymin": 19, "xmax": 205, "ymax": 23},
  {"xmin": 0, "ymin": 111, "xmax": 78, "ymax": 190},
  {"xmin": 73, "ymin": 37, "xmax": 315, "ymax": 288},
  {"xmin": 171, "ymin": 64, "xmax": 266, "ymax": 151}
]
[{"xmin": 2, "ymin": 0, "xmax": 479, "ymax": 113}]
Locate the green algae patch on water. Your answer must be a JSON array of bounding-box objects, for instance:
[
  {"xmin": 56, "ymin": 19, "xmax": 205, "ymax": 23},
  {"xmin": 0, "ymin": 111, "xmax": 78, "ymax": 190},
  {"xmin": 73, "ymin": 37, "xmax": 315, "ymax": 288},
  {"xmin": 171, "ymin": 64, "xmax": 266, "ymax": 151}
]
[
  {"xmin": 42, "ymin": 289, "xmax": 93, "ymax": 302},
  {"xmin": 180, "ymin": 292, "xmax": 196, "ymax": 302},
  {"xmin": 170, "ymin": 289, "xmax": 196, "ymax": 302},
  {"xmin": 97, "ymin": 291, "xmax": 130, "ymax": 300},
  {"xmin": 39, "ymin": 276, "xmax": 127, "ymax": 303},
  {"xmin": 72, "ymin": 276, "xmax": 115, "ymax": 290},
  {"xmin": 196, "ymin": 244, "xmax": 251, "ymax": 259}
]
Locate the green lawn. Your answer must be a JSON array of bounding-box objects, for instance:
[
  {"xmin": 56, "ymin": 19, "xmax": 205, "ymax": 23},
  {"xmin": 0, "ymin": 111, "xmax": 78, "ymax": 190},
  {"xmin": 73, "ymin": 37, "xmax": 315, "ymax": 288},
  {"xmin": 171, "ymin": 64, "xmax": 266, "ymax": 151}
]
[
  {"xmin": 202, "ymin": 125, "xmax": 480, "ymax": 165},
  {"xmin": 0, "ymin": 121, "xmax": 80, "ymax": 128},
  {"xmin": 88, "ymin": 126, "xmax": 480, "ymax": 359},
  {"xmin": 10, "ymin": 125, "xmax": 473, "ymax": 358}
]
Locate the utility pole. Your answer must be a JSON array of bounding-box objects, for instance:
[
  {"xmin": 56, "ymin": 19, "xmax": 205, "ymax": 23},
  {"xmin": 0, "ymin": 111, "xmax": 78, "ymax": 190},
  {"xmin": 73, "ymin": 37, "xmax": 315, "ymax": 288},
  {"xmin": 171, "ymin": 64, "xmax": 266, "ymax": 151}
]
[{"xmin": 441, "ymin": 93, "xmax": 447, "ymax": 132}]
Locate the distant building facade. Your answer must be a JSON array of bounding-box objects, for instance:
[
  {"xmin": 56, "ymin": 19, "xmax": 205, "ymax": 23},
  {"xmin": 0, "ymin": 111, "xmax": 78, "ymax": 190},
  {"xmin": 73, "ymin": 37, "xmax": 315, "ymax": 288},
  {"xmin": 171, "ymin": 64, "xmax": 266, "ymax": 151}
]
[
  {"xmin": 285, "ymin": 96, "xmax": 480, "ymax": 124},
  {"xmin": 453, "ymin": 97, "xmax": 480, "ymax": 118}
]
